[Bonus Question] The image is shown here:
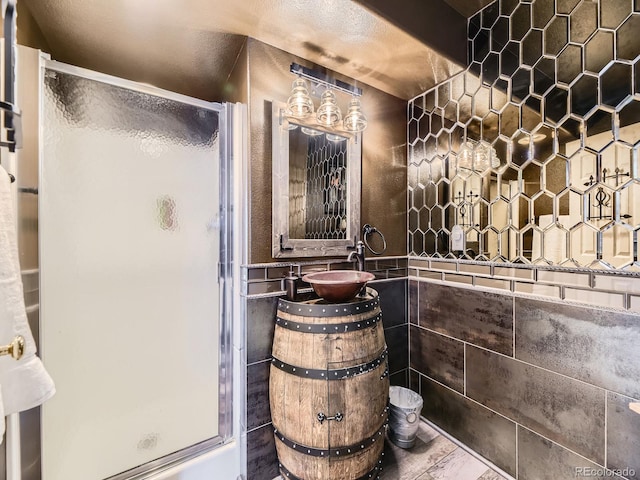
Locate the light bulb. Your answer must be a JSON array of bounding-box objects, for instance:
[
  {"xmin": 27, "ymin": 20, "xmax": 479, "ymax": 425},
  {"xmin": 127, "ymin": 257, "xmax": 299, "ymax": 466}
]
[
  {"xmin": 286, "ymin": 78, "xmax": 314, "ymax": 118},
  {"xmin": 457, "ymin": 142, "xmax": 474, "ymax": 171},
  {"xmin": 316, "ymin": 89, "xmax": 341, "ymax": 126},
  {"xmin": 343, "ymin": 97, "xmax": 367, "ymax": 132}
]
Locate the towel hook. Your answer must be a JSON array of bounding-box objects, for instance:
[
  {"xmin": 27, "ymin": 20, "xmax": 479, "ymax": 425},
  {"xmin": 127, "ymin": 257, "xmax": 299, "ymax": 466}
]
[{"xmin": 0, "ymin": 335, "xmax": 25, "ymax": 360}]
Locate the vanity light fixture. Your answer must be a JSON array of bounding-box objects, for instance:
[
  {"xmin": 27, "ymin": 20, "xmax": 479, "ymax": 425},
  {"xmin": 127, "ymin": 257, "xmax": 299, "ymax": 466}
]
[
  {"xmin": 457, "ymin": 140, "xmax": 500, "ymax": 172},
  {"xmin": 287, "ymin": 63, "xmax": 368, "ymax": 134}
]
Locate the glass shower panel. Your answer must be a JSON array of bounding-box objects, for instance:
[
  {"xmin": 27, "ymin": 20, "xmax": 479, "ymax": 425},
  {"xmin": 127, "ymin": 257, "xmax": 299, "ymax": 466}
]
[{"xmin": 40, "ymin": 68, "xmax": 222, "ymax": 480}]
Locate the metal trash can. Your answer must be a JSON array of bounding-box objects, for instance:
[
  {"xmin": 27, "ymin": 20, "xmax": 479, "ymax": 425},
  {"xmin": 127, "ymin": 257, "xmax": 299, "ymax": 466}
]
[{"xmin": 388, "ymin": 386, "xmax": 423, "ymax": 449}]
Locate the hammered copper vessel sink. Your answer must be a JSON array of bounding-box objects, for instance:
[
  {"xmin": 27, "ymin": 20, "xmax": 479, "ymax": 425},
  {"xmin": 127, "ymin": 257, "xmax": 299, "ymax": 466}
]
[{"xmin": 302, "ymin": 270, "xmax": 375, "ymax": 303}]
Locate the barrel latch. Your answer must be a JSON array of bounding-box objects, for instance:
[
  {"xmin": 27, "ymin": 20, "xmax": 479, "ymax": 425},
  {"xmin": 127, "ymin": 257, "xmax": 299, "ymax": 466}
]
[{"xmin": 317, "ymin": 412, "xmax": 344, "ymax": 424}]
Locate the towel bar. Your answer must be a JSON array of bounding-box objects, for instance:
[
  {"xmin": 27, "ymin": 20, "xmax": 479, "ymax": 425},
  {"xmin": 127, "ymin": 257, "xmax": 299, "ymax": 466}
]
[{"xmin": 0, "ymin": 336, "xmax": 24, "ymax": 360}]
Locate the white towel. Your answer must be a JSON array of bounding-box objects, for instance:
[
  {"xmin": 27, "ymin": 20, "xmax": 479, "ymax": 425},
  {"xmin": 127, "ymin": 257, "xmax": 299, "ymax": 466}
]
[{"xmin": 0, "ymin": 165, "xmax": 55, "ymax": 426}]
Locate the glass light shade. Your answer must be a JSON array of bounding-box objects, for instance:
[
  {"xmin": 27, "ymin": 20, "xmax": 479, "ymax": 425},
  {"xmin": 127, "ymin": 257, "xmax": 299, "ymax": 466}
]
[
  {"xmin": 286, "ymin": 78, "xmax": 314, "ymax": 118},
  {"xmin": 488, "ymin": 145, "xmax": 500, "ymax": 168},
  {"xmin": 316, "ymin": 89, "xmax": 342, "ymax": 126},
  {"xmin": 457, "ymin": 142, "xmax": 474, "ymax": 171},
  {"xmin": 343, "ymin": 97, "xmax": 367, "ymax": 132},
  {"xmin": 473, "ymin": 144, "xmax": 489, "ymax": 171},
  {"xmin": 474, "ymin": 142, "xmax": 500, "ymax": 171}
]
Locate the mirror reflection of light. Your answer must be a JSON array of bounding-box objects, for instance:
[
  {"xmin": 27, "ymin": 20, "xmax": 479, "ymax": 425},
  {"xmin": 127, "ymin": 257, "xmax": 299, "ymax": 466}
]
[
  {"xmin": 518, "ymin": 132, "xmax": 546, "ymax": 144},
  {"xmin": 457, "ymin": 141, "xmax": 499, "ymax": 172},
  {"xmin": 326, "ymin": 133, "xmax": 347, "ymax": 142},
  {"xmin": 301, "ymin": 127, "xmax": 323, "ymax": 136}
]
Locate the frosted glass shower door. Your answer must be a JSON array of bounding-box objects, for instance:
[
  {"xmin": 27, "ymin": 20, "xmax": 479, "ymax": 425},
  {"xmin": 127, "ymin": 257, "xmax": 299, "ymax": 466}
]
[{"xmin": 40, "ymin": 66, "xmax": 224, "ymax": 480}]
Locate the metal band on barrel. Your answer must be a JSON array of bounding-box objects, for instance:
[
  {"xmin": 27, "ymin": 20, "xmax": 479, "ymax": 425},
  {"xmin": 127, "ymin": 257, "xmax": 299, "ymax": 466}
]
[
  {"xmin": 277, "ymin": 288, "xmax": 379, "ymax": 318},
  {"xmin": 274, "ymin": 421, "xmax": 387, "ymax": 459},
  {"xmin": 278, "ymin": 460, "xmax": 383, "ymax": 480},
  {"xmin": 275, "ymin": 312, "xmax": 382, "ymax": 333},
  {"xmin": 271, "ymin": 349, "xmax": 388, "ymax": 380}
]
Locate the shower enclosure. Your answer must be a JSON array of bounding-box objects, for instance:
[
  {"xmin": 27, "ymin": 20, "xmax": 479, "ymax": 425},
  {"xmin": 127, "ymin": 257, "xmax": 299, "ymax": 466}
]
[{"xmin": 10, "ymin": 46, "xmax": 243, "ymax": 480}]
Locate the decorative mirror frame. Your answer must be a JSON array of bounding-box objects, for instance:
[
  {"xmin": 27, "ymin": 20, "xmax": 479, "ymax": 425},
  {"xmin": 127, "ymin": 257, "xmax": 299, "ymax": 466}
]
[{"xmin": 272, "ymin": 102, "xmax": 362, "ymax": 258}]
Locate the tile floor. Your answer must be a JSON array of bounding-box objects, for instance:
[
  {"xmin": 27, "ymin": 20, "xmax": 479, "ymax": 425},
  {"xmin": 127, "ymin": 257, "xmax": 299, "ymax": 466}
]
[{"xmin": 380, "ymin": 422, "xmax": 509, "ymax": 480}]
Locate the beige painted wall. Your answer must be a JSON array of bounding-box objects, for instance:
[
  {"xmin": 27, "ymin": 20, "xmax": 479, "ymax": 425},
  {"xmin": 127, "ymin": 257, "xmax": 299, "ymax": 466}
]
[
  {"xmin": 0, "ymin": 3, "xmax": 52, "ymax": 51},
  {"xmin": 245, "ymin": 38, "xmax": 407, "ymax": 264},
  {"xmin": 223, "ymin": 40, "xmax": 248, "ymax": 106}
]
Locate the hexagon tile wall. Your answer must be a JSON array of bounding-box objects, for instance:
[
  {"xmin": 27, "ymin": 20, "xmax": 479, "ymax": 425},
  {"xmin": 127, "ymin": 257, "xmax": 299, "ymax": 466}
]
[{"xmin": 408, "ymin": 0, "xmax": 640, "ymax": 269}]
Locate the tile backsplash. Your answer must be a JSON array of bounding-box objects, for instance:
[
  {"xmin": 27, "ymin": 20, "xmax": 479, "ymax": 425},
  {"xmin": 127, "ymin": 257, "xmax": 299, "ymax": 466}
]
[{"xmin": 409, "ymin": 256, "xmax": 640, "ymax": 313}]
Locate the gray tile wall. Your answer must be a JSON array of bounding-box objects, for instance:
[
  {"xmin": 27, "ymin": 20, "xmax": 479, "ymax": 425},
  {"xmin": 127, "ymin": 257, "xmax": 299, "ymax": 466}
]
[
  {"xmin": 608, "ymin": 392, "xmax": 640, "ymax": 479},
  {"xmin": 410, "ymin": 326, "xmax": 464, "ymax": 393},
  {"xmin": 517, "ymin": 427, "xmax": 611, "ymax": 480},
  {"xmin": 420, "ymin": 376, "xmax": 517, "ymax": 475},
  {"xmin": 244, "ymin": 261, "xmax": 409, "ymax": 480},
  {"xmin": 245, "ymin": 295, "xmax": 279, "ymax": 480},
  {"xmin": 418, "ymin": 282, "xmax": 513, "ymax": 355},
  {"xmin": 515, "ymin": 298, "xmax": 640, "ymax": 400},
  {"xmin": 246, "ymin": 424, "xmax": 280, "ymax": 480},
  {"xmin": 467, "ymin": 346, "xmax": 606, "ymax": 464},
  {"xmin": 409, "ymin": 267, "xmax": 640, "ymax": 480}
]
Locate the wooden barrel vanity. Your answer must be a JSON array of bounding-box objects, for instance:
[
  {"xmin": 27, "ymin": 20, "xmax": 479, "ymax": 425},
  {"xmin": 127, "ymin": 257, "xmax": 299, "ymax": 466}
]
[{"xmin": 269, "ymin": 288, "xmax": 389, "ymax": 480}]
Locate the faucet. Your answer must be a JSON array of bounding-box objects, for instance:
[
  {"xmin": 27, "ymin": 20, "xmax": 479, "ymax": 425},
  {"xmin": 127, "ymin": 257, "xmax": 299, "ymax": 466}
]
[{"xmin": 347, "ymin": 240, "xmax": 366, "ymax": 271}]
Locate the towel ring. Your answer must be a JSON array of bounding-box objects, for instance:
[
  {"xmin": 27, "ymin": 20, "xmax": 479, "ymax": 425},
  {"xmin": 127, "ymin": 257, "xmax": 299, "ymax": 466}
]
[{"xmin": 363, "ymin": 224, "xmax": 387, "ymax": 255}]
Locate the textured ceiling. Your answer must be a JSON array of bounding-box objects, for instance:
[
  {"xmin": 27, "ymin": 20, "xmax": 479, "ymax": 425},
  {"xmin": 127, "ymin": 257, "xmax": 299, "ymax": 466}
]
[{"xmin": 21, "ymin": 0, "xmax": 468, "ymax": 101}]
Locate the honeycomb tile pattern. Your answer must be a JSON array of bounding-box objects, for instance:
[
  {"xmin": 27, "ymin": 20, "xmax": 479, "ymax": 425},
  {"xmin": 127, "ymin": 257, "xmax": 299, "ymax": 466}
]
[{"xmin": 408, "ymin": 0, "xmax": 640, "ymax": 270}]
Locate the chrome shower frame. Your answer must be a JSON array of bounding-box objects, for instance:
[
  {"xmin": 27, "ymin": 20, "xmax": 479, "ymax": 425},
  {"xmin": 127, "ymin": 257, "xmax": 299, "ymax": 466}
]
[{"xmin": 15, "ymin": 56, "xmax": 240, "ymax": 480}]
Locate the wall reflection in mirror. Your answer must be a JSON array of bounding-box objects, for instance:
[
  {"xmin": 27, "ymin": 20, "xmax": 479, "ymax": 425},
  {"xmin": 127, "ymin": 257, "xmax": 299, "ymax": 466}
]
[{"xmin": 408, "ymin": 0, "xmax": 640, "ymax": 270}]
